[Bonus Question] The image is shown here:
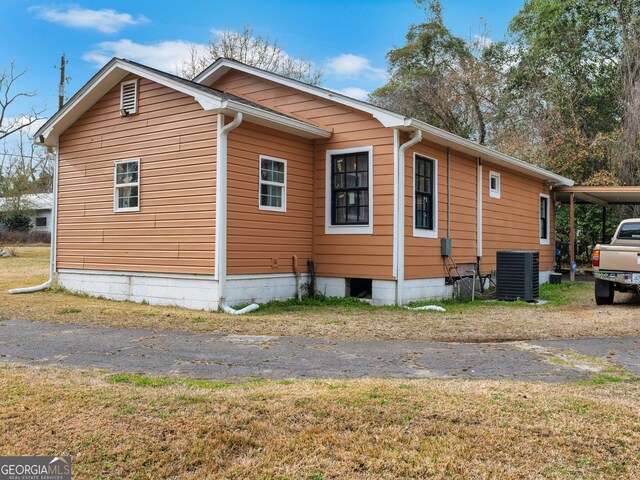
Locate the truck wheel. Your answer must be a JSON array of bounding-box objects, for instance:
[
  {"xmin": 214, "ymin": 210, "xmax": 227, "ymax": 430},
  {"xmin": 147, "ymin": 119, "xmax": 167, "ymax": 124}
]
[{"xmin": 595, "ymin": 279, "xmax": 614, "ymax": 305}]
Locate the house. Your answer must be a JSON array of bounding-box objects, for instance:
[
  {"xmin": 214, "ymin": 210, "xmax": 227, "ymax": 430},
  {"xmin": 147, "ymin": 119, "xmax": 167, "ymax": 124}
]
[
  {"xmin": 32, "ymin": 57, "xmax": 573, "ymax": 310},
  {"xmin": 0, "ymin": 193, "xmax": 53, "ymax": 233}
]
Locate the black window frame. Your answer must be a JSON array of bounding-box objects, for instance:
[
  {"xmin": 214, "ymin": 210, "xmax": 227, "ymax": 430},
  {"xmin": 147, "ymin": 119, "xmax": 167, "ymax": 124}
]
[
  {"xmin": 35, "ymin": 217, "xmax": 47, "ymax": 227},
  {"xmin": 414, "ymin": 154, "xmax": 435, "ymax": 231},
  {"xmin": 330, "ymin": 151, "xmax": 370, "ymax": 226},
  {"xmin": 540, "ymin": 196, "xmax": 549, "ymax": 240}
]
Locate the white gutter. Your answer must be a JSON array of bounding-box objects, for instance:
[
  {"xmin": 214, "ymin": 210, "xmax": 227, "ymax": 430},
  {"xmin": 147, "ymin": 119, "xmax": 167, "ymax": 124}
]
[
  {"xmin": 9, "ymin": 147, "xmax": 59, "ymax": 294},
  {"xmin": 395, "ymin": 129, "xmax": 423, "ymax": 306},
  {"xmin": 215, "ymin": 112, "xmax": 258, "ymax": 314},
  {"xmin": 405, "ymin": 119, "xmax": 574, "ymax": 187}
]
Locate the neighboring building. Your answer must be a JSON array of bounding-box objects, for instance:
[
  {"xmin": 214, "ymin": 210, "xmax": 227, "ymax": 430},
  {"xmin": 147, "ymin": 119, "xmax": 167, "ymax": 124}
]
[
  {"xmin": 33, "ymin": 57, "xmax": 573, "ymax": 310},
  {"xmin": 0, "ymin": 193, "xmax": 53, "ymax": 233}
]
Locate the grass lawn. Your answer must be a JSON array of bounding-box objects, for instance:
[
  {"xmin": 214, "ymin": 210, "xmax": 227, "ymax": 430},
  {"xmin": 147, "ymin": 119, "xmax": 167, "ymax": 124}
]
[
  {"xmin": 1, "ymin": 246, "xmax": 640, "ymax": 342},
  {"xmin": 0, "ymin": 363, "xmax": 638, "ymax": 479}
]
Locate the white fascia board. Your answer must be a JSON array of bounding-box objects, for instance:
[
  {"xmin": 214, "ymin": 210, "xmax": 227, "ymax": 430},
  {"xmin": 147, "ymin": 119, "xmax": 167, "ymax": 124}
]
[
  {"xmin": 197, "ymin": 60, "xmax": 574, "ymax": 186},
  {"xmin": 406, "ymin": 119, "xmax": 574, "ymax": 187},
  {"xmin": 223, "ymin": 100, "xmax": 331, "ymax": 139},
  {"xmin": 195, "ymin": 59, "xmax": 406, "ymax": 128},
  {"xmin": 35, "ymin": 58, "xmax": 329, "ymax": 147},
  {"xmin": 35, "ymin": 59, "xmax": 224, "ymax": 146}
]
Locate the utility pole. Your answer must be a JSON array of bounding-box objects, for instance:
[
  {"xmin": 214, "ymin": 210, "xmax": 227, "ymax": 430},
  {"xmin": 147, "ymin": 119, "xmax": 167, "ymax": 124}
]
[{"xmin": 58, "ymin": 54, "xmax": 67, "ymax": 111}]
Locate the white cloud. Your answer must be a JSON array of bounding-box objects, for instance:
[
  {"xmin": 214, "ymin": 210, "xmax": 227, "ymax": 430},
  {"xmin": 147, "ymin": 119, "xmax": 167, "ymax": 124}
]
[
  {"xmin": 30, "ymin": 5, "xmax": 149, "ymax": 34},
  {"xmin": 326, "ymin": 54, "xmax": 385, "ymax": 80},
  {"xmin": 83, "ymin": 39, "xmax": 206, "ymax": 72},
  {"xmin": 473, "ymin": 35, "xmax": 494, "ymax": 49},
  {"xmin": 335, "ymin": 87, "xmax": 369, "ymax": 101}
]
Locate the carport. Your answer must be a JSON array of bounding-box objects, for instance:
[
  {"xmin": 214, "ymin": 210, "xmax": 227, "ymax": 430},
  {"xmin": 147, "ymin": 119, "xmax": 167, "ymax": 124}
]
[{"xmin": 554, "ymin": 186, "xmax": 640, "ymax": 281}]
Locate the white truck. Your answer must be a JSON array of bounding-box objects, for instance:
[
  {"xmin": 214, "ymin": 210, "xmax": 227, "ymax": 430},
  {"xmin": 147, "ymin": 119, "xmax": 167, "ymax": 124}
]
[{"xmin": 592, "ymin": 219, "xmax": 640, "ymax": 305}]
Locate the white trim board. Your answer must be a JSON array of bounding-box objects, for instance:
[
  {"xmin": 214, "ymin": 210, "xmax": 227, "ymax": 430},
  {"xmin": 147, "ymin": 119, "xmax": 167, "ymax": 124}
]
[
  {"xmin": 34, "ymin": 58, "xmax": 330, "ymax": 147},
  {"xmin": 196, "ymin": 58, "xmax": 573, "ymax": 187}
]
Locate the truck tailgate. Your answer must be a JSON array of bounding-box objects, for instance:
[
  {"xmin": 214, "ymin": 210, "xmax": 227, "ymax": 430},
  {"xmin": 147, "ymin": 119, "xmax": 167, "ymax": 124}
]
[{"xmin": 599, "ymin": 246, "xmax": 640, "ymax": 272}]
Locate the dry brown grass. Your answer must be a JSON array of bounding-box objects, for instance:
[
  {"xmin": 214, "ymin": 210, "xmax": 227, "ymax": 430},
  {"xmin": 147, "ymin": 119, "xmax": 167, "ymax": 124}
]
[
  {"xmin": 2, "ymin": 246, "xmax": 640, "ymax": 342},
  {"xmin": 0, "ymin": 364, "xmax": 638, "ymax": 479}
]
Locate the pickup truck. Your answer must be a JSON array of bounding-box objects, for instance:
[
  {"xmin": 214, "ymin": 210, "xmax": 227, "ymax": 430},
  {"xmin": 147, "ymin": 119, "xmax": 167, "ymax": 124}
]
[{"xmin": 592, "ymin": 219, "xmax": 640, "ymax": 305}]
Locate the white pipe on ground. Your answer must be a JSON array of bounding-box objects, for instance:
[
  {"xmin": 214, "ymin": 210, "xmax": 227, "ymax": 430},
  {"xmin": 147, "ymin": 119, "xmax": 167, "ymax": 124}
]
[
  {"xmin": 9, "ymin": 147, "xmax": 59, "ymax": 294},
  {"xmin": 222, "ymin": 303, "xmax": 260, "ymax": 315}
]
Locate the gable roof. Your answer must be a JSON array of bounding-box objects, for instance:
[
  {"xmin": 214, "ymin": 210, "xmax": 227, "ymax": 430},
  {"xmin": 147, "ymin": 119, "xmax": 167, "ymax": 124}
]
[
  {"xmin": 196, "ymin": 58, "xmax": 573, "ymax": 186},
  {"xmin": 34, "ymin": 58, "xmax": 331, "ymax": 146}
]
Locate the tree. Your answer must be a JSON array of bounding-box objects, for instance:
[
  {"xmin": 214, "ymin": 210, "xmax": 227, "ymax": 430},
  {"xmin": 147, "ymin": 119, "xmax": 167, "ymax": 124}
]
[
  {"xmin": 506, "ymin": 0, "xmax": 623, "ymax": 183},
  {"xmin": 371, "ymin": 0, "xmax": 502, "ymax": 145},
  {"xmin": 0, "ymin": 130, "xmax": 52, "ymax": 198},
  {"xmin": 0, "ymin": 62, "xmax": 44, "ymax": 142},
  {"xmin": 179, "ymin": 27, "xmax": 323, "ymax": 85},
  {"xmin": 614, "ymin": 0, "xmax": 640, "ymax": 186}
]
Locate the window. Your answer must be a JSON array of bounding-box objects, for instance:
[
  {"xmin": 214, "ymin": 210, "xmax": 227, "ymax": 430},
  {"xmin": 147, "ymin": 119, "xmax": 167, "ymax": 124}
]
[
  {"xmin": 325, "ymin": 147, "xmax": 373, "ymax": 234},
  {"xmin": 120, "ymin": 80, "xmax": 138, "ymax": 116},
  {"xmin": 35, "ymin": 217, "xmax": 47, "ymax": 227},
  {"xmin": 540, "ymin": 194, "xmax": 550, "ymax": 244},
  {"xmin": 413, "ymin": 153, "xmax": 438, "ymax": 238},
  {"xmin": 259, "ymin": 156, "xmax": 286, "ymax": 212},
  {"xmin": 617, "ymin": 222, "xmax": 640, "ymax": 239},
  {"xmin": 489, "ymin": 171, "xmax": 501, "ymax": 198},
  {"xmin": 114, "ymin": 159, "xmax": 140, "ymax": 212}
]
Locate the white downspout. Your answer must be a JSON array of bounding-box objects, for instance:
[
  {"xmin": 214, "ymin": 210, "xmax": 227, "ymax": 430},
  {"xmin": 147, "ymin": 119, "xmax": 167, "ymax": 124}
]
[
  {"xmin": 476, "ymin": 157, "xmax": 483, "ymax": 258},
  {"xmin": 215, "ymin": 112, "xmax": 258, "ymax": 314},
  {"xmin": 395, "ymin": 129, "xmax": 423, "ymax": 306},
  {"xmin": 9, "ymin": 146, "xmax": 59, "ymax": 294}
]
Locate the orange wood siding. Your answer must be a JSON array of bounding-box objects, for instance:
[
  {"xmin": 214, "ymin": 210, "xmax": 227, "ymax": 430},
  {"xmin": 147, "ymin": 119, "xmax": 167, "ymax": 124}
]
[
  {"xmin": 57, "ymin": 75, "xmax": 218, "ymax": 275},
  {"xmin": 226, "ymin": 120, "xmax": 314, "ymax": 275},
  {"xmin": 214, "ymin": 70, "xmax": 396, "ymax": 279},
  {"xmin": 482, "ymin": 162, "xmax": 555, "ymax": 273},
  {"xmin": 404, "ymin": 139, "xmax": 478, "ymax": 280}
]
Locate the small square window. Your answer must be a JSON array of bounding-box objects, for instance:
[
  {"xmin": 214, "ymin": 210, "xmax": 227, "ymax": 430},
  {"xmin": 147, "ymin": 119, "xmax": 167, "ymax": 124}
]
[
  {"xmin": 35, "ymin": 217, "xmax": 47, "ymax": 227},
  {"xmin": 489, "ymin": 171, "xmax": 501, "ymax": 199},
  {"xmin": 114, "ymin": 159, "xmax": 140, "ymax": 212},
  {"xmin": 259, "ymin": 156, "xmax": 286, "ymax": 212}
]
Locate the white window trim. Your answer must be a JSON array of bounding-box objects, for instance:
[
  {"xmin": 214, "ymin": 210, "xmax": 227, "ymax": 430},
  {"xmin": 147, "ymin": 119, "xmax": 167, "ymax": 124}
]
[
  {"xmin": 325, "ymin": 146, "xmax": 374, "ymax": 235},
  {"xmin": 120, "ymin": 79, "xmax": 138, "ymax": 115},
  {"xmin": 540, "ymin": 193, "xmax": 550, "ymax": 245},
  {"xmin": 114, "ymin": 158, "xmax": 140, "ymax": 213},
  {"xmin": 489, "ymin": 171, "xmax": 501, "ymax": 199},
  {"xmin": 413, "ymin": 152, "xmax": 438, "ymax": 239},
  {"xmin": 258, "ymin": 155, "xmax": 287, "ymax": 212}
]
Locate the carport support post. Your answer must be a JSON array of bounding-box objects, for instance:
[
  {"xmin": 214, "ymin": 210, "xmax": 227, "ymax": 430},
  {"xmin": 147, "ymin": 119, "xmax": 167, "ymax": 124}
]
[
  {"xmin": 602, "ymin": 205, "xmax": 607, "ymax": 243},
  {"xmin": 570, "ymin": 192, "xmax": 575, "ymax": 282}
]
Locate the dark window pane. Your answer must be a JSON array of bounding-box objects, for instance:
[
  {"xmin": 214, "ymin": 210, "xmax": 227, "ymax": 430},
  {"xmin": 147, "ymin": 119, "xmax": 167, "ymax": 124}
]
[
  {"xmin": 330, "ymin": 151, "xmax": 369, "ymax": 225},
  {"xmin": 359, "ymin": 206, "xmax": 369, "ymax": 223},
  {"xmin": 357, "ymin": 171, "xmax": 368, "ymax": 187},
  {"xmin": 414, "ymin": 156, "xmax": 434, "ymax": 230},
  {"xmin": 346, "ymin": 172, "xmax": 357, "ymax": 188},
  {"xmin": 618, "ymin": 223, "xmax": 640, "ymax": 239}
]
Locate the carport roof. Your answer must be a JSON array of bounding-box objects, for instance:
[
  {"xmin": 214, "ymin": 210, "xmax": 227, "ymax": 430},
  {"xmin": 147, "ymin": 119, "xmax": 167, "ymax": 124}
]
[{"xmin": 554, "ymin": 186, "xmax": 640, "ymax": 206}]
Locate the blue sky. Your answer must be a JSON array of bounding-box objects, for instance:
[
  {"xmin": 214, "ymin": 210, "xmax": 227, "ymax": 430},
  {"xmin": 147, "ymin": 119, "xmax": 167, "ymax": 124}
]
[{"xmin": 1, "ymin": 0, "xmax": 523, "ymax": 126}]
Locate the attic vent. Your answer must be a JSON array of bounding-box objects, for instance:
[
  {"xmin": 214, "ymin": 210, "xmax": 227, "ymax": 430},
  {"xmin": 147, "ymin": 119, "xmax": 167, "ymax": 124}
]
[{"xmin": 120, "ymin": 80, "xmax": 137, "ymax": 116}]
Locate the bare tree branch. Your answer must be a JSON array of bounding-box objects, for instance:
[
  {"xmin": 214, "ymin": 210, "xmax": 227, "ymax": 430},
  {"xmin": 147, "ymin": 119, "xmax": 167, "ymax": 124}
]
[{"xmin": 178, "ymin": 27, "xmax": 323, "ymax": 85}]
